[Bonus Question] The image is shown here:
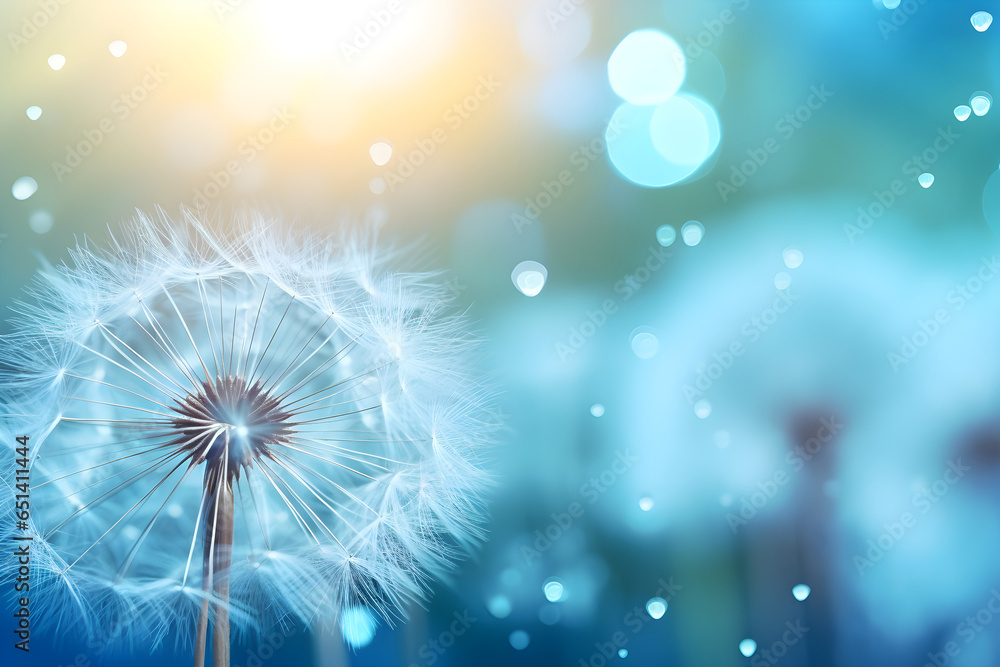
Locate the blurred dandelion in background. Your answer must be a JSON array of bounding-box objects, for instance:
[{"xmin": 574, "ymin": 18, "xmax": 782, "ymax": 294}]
[{"xmin": 0, "ymin": 211, "xmax": 495, "ymax": 666}]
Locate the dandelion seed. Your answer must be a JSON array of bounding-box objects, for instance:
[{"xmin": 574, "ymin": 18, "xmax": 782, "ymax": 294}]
[{"xmin": 0, "ymin": 210, "xmax": 495, "ymax": 665}]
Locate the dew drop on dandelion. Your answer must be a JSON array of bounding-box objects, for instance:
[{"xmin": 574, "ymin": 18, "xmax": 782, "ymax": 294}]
[
  {"xmin": 543, "ymin": 577, "xmax": 564, "ymax": 602},
  {"xmin": 369, "ymin": 177, "xmax": 387, "ymax": 195},
  {"xmin": 972, "ymin": 11, "xmax": 993, "ymax": 31},
  {"xmin": 619, "ymin": 649, "xmax": 629, "ymax": 658},
  {"xmin": 646, "ymin": 597, "xmax": 667, "ymax": 619},
  {"xmin": 774, "ymin": 272, "xmax": 791, "ymax": 290},
  {"xmin": 48, "ymin": 54, "xmax": 65, "ymax": 70},
  {"xmin": 792, "ymin": 584, "xmax": 811, "ymax": 601},
  {"xmin": 656, "ymin": 224, "xmax": 677, "ymax": 247},
  {"xmin": 639, "ymin": 497, "xmax": 654, "ymax": 511},
  {"xmin": 590, "ymin": 403, "xmax": 605, "ymax": 417},
  {"xmin": 694, "ymin": 399, "xmax": 712, "ymax": 418},
  {"xmin": 108, "ymin": 40, "xmax": 128, "ymax": 57},
  {"xmin": 918, "ymin": 173, "xmax": 934, "ymax": 189},
  {"xmin": 681, "ymin": 220, "xmax": 705, "ymax": 246},
  {"xmin": 26, "ymin": 105, "xmax": 42, "ymax": 120},
  {"xmin": 955, "ymin": 105, "xmax": 972, "ymax": 122},
  {"xmin": 509, "ymin": 630, "xmax": 531, "ymax": 650},
  {"xmin": 739, "ymin": 639, "xmax": 758, "ymax": 657},
  {"xmin": 340, "ymin": 607, "xmax": 377, "ymax": 649},
  {"xmin": 12, "ymin": 177, "xmax": 38, "ymax": 200},
  {"xmin": 512, "ymin": 260, "xmax": 548, "ymax": 297}
]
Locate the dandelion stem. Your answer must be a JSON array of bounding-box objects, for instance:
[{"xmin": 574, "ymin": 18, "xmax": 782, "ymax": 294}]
[{"xmin": 195, "ymin": 458, "xmax": 234, "ymax": 667}]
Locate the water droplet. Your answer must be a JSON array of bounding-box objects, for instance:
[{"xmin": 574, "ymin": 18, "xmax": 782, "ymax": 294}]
[
  {"xmin": 511, "ymin": 260, "xmax": 548, "ymax": 297},
  {"xmin": 26, "ymin": 106, "xmax": 42, "ymax": 120},
  {"xmin": 340, "ymin": 607, "xmax": 377, "ymax": 649},
  {"xmin": 739, "ymin": 639, "xmax": 758, "ymax": 657},
  {"xmin": 488, "ymin": 595, "xmax": 512, "ymax": 618},
  {"xmin": 972, "ymin": 11, "xmax": 993, "ymax": 31},
  {"xmin": 543, "ymin": 578, "xmax": 564, "ymax": 602},
  {"xmin": 971, "ymin": 91, "xmax": 992, "ymax": 116},
  {"xmin": 792, "ymin": 584, "xmax": 811, "ymax": 601},
  {"xmin": 29, "ymin": 210, "xmax": 53, "ymax": 234},
  {"xmin": 590, "ymin": 403, "xmax": 605, "ymax": 417},
  {"xmin": 882, "ymin": 0, "xmax": 900, "ymax": 8},
  {"xmin": 607, "ymin": 29, "xmax": 685, "ymax": 106},
  {"xmin": 646, "ymin": 597, "xmax": 667, "ymax": 619},
  {"xmin": 369, "ymin": 177, "xmax": 387, "ymax": 195},
  {"xmin": 655, "ymin": 224, "xmax": 677, "ymax": 247},
  {"xmin": 774, "ymin": 272, "xmax": 791, "ymax": 290},
  {"xmin": 918, "ymin": 173, "xmax": 934, "ymax": 189},
  {"xmin": 694, "ymin": 399, "xmax": 712, "ymax": 418},
  {"xmin": 639, "ymin": 497, "xmax": 654, "ymax": 511},
  {"xmin": 370, "ymin": 141, "xmax": 392, "ymax": 166},
  {"xmin": 782, "ymin": 247, "xmax": 803, "ymax": 269},
  {"xmin": 681, "ymin": 220, "xmax": 704, "ymax": 246},
  {"xmin": 47, "ymin": 54, "xmax": 65, "ymax": 70},
  {"xmin": 630, "ymin": 327, "xmax": 659, "ymax": 359},
  {"xmin": 619, "ymin": 649, "xmax": 629, "ymax": 658},
  {"xmin": 955, "ymin": 105, "xmax": 972, "ymax": 122},
  {"xmin": 108, "ymin": 40, "xmax": 127, "ymax": 57},
  {"xmin": 509, "ymin": 630, "xmax": 530, "ymax": 650},
  {"xmin": 12, "ymin": 176, "xmax": 38, "ymax": 200}
]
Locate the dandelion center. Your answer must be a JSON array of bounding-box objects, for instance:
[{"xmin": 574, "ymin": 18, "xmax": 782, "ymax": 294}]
[{"xmin": 171, "ymin": 375, "xmax": 293, "ymax": 472}]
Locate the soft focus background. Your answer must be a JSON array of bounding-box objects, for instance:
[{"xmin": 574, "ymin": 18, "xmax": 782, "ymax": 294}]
[{"xmin": 5, "ymin": 0, "xmax": 1000, "ymax": 665}]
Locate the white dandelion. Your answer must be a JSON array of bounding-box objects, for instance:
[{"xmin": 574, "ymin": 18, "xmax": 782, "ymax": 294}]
[{"xmin": 0, "ymin": 210, "xmax": 495, "ymax": 665}]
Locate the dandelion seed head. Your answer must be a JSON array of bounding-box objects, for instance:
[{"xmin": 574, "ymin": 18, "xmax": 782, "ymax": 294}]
[{"xmin": 0, "ymin": 209, "xmax": 497, "ymax": 646}]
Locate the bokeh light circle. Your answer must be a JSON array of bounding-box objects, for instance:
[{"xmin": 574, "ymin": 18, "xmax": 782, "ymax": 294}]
[
  {"xmin": 607, "ymin": 29, "xmax": 685, "ymax": 106},
  {"xmin": 29, "ymin": 210, "xmax": 53, "ymax": 234},
  {"xmin": 509, "ymin": 630, "xmax": 530, "ymax": 650},
  {"xmin": 12, "ymin": 177, "xmax": 38, "ymax": 201},
  {"xmin": 656, "ymin": 224, "xmax": 677, "ymax": 247},
  {"xmin": 649, "ymin": 96, "xmax": 711, "ymax": 166},
  {"xmin": 512, "ymin": 260, "xmax": 548, "ymax": 297}
]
